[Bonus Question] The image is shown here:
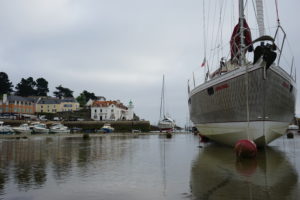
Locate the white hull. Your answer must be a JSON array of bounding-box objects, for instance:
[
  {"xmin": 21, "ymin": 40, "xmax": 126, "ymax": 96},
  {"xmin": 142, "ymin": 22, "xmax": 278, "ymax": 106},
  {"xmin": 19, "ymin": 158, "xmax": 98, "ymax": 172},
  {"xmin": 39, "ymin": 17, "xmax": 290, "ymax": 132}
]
[
  {"xmin": 196, "ymin": 121, "xmax": 288, "ymax": 146},
  {"xmin": 50, "ymin": 129, "xmax": 70, "ymax": 133},
  {"xmin": 13, "ymin": 128, "xmax": 31, "ymax": 134},
  {"xmin": 158, "ymin": 121, "xmax": 175, "ymax": 130},
  {"xmin": 33, "ymin": 127, "xmax": 49, "ymax": 134}
]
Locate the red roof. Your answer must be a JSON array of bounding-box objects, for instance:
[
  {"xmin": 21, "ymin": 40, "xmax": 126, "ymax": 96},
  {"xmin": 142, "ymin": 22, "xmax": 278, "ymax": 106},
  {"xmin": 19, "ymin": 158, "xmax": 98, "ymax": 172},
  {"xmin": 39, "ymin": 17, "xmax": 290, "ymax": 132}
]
[{"xmin": 92, "ymin": 101, "xmax": 128, "ymax": 110}]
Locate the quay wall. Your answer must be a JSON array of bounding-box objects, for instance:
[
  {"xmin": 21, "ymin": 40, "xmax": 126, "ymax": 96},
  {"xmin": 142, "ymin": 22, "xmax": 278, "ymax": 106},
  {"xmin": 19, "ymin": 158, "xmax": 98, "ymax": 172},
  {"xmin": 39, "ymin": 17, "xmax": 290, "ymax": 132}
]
[{"xmin": 2, "ymin": 120, "xmax": 151, "ymax": 132}]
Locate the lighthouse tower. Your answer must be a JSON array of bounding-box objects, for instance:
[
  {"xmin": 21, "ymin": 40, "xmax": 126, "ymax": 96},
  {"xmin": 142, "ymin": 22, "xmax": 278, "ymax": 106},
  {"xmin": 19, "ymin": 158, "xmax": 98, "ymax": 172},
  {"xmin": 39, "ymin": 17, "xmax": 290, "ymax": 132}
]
[{"xmin": 127, "ymin": 100, "xmax": 134, "ymax": 120}]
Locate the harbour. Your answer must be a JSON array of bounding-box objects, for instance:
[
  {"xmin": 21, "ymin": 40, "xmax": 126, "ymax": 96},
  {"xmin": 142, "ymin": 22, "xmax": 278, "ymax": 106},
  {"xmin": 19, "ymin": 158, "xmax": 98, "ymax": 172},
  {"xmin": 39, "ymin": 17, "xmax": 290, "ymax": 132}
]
[
  {"xmin": 0, "ymin": 133, "xmax": 300, "ymax": 200},
  {"xmin": 0, "ymin": 0, "xmax": 300, "ymax": 199}
]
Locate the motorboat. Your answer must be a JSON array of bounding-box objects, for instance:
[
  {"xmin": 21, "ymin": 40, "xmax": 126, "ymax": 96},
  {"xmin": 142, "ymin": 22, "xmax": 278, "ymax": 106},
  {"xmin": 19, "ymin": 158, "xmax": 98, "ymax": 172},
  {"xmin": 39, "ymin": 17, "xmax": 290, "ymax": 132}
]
[
  {"xmin": 50, "ymin": 123, "xmax": 70, "ymax": 133},
  {"xmin": 32, "ymin": 123, "xmax": 49, "ymax": 134},
  {"xmin": 0, "ymin": 121, "xmax": 14, "ymax": 134},
  {"xmin": 100, "ymin": 123, "xmax": 114, "ymax": 133},
  {"xmin": 287, "ymin": 124, "xmax": 299, "ymax": 134},
  {"xmin": 12, "ymin": 123, "xmax": 32, "ymax": 134}
]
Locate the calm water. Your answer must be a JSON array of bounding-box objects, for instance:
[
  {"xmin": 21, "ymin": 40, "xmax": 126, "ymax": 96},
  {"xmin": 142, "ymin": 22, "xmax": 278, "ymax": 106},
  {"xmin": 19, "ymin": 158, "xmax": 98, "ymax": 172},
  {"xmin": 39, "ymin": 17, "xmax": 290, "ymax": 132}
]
[{"xmin": 0, "ymin": 134, "xmax": 299, "ymax": 200}]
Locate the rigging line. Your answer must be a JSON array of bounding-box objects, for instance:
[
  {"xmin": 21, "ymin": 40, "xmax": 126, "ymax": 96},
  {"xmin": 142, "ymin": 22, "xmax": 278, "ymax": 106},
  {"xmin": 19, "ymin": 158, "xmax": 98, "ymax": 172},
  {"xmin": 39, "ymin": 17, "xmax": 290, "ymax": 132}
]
[
  {"xmin": 202, "ymin": 0, "xmax": 208, "ymax": 78},
  {"xmin": 274, "ymin": 0, "xmax": 280, "ymax": 24},
  {"xmin": 212, "ymin": 0, "xmax": 223, "ymax": 66},
  {"xmin": 216, "ymin": 0, "xmax": 225, "ymax": 62},
  {"xmin": 209, "ymin": 0, "xmax": 220, "ymax": 71},
  {"xmin": 251, "ymin": 0, "xmax": 258, "ymax": 36},
  {"xmin": 203, "ymin": 0, "xmax": 207, "ymax": 58},
  {"xmin": 220, "ymin": 0, "xmax": 228, "ymax": 57},
  {"xmin": 285, "ymin": 37, "xmax": 294, "ymax": 56},
  {"xmin": 208, "ymin": 0, "xmax": 218, "ymax": 70}
]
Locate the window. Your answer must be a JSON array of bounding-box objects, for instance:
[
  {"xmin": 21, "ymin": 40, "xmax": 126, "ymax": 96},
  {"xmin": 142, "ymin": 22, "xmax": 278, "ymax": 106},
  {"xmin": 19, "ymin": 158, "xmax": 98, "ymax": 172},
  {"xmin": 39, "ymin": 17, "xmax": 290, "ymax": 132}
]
[
  {"xmin": 111, "ymin": 109, "xmax": 114, "ymax": 112},
  {"xmin": 100, "ymin": 109, "xmax": 102, "ymax": 112},
  {"xmin": 14, "ymin": 108, "xmax": 17, "ymax": 112},
  {"xmin": 94, "ymin": 109, "xmax": 97, "ymax": 113}
]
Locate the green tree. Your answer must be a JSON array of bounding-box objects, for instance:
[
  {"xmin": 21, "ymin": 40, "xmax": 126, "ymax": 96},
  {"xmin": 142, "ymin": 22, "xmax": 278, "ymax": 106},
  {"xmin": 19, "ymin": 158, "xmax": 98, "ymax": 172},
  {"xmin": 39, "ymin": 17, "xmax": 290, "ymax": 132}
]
[
  {"xmin": 0, "ymin": 72, "xmax": 14, "ymax": 95},
  {"xmin": 76, "ymin": 90, "xmax": 97, "ymax": 107},
  {"xmin": 15, "ymin": 77, "xmax": 36, "ymax": 97},
  {"xmin": 36, "ymin": 78, "xmax": 49, "ymax": 96},
  {"xmin": 76, "ymin": 94, "xmax": 86, "ymax": 107},
  {"xmin": 53, "ymin": 85, "xmax": 73, "ymax": 98}
]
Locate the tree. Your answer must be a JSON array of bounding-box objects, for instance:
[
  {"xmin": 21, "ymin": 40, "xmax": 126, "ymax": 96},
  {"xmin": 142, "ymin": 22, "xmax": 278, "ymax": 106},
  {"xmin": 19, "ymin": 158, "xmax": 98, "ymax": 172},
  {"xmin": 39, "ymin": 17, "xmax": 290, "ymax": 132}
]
[
  {"xmin": 53, "ymin": 85, "xmax": 73, "ymax": 98},
  {"xmin": 76, "ymin": 94, "xmax": 86, "ymax": 107},
  {"xmin": 76, "ymin": 90, "xmax": 97, "ymax": 107},
  {"xmin": 36, "ymin": 78, "xmax": 49, "ymax": 96},
  {"xmin": 0, "ymin": 72, "xmax": 14, "ymax": 95},
  {"xmin": 15, "ymin": 77, "xmax": 36, "ymax": 97}
]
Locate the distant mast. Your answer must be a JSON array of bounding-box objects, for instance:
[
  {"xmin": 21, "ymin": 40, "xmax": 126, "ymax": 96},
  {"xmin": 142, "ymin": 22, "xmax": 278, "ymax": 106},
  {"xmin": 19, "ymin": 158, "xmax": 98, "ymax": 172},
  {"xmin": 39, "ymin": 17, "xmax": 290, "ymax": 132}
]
[
  {"xmin": 159, "ymin": 75, "xmax": 165, "ymax": 120},
  {"xmin": 255, "ymin": 0, "xmax": 265, "ymax": 36}
]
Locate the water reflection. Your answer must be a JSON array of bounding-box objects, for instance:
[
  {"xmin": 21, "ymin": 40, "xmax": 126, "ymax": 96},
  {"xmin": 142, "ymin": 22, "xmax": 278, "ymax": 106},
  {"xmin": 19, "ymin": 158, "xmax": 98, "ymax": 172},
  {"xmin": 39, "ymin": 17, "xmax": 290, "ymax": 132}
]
[
  {"xmin": 190, "ymin": 144, "xmax": 298, "ymax": 200},
  {"xmin": 0, "ymin": 136, "xmax": 135, "ymax": 194}
]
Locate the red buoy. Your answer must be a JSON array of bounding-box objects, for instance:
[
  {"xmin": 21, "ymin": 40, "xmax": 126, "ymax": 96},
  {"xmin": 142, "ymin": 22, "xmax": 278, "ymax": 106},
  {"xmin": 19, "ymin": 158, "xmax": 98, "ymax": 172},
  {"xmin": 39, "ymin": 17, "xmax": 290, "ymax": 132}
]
[{"xmin": 234, "ymin": 139, "xmax": 257, "ymax": 158}]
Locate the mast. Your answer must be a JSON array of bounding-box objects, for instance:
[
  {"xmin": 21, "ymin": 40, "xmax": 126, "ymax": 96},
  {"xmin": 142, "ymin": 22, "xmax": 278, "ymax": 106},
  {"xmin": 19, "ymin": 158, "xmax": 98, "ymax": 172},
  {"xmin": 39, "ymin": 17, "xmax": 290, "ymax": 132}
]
[
  {"xmin": 255, "ymin": 0, "xmax": 265, "ymax": 37},
  {"xmin": 239, "ymin": 0, "xmax": 245, "ymax": 66},
  {"xmin": 159, "ymin": 75, "xmax": 165, "ymax": 120}
]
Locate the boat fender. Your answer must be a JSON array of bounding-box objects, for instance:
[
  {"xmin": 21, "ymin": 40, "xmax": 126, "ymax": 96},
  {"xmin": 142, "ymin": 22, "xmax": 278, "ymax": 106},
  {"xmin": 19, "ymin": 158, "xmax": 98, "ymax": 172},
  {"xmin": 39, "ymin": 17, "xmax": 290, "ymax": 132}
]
[{"xmin": 234, "ymin": 139, "xmax": 257, "ymax": 158}]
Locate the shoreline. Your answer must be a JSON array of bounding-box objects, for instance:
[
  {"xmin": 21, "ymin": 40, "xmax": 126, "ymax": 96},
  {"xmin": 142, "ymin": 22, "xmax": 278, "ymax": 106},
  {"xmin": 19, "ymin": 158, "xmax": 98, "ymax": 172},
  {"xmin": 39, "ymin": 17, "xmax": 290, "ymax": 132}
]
[{"xmin": 0, "ymin": 131, "xmax": 191, "ymax": 139}]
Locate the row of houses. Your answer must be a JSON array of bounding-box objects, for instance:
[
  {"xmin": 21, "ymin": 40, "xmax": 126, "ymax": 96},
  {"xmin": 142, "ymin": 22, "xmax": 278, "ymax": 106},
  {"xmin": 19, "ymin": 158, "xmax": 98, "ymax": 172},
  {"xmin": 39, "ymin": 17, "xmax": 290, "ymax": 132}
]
[
  {"xmin": 0, "ymin": 94, "xmax": 79, "ymax": 115},
  {"xmin": 0, "ymin": 94, "xmax": 135, "ymax": 121}
]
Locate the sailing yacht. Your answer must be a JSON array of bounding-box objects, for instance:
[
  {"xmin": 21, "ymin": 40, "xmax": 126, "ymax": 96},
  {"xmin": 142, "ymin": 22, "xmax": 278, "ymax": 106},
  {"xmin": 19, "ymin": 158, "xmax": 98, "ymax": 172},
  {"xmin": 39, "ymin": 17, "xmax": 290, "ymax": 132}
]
[
  {"xmin": 158, "ymin": 75, "xmax": 176, "ymax": 132},
  {"xmin": 188, "ymin": 0, "xmax": 296, "ymax": 147}
]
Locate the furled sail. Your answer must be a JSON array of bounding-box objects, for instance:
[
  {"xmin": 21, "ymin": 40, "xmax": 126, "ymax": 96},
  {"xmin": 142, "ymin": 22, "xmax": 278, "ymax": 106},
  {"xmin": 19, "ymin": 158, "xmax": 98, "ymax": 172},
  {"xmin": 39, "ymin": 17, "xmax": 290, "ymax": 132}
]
[{"xmin": 255, "ymin": 0, "xmax": 265, "ymax": 36}]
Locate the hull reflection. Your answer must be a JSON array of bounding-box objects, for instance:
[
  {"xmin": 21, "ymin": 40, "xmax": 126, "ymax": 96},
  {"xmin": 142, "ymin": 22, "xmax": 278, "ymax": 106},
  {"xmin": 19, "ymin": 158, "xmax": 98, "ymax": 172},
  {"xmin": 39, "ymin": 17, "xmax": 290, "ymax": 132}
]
[{"xmin": 190, "ymin": 144, "xmax": 298, "ymax": 200}]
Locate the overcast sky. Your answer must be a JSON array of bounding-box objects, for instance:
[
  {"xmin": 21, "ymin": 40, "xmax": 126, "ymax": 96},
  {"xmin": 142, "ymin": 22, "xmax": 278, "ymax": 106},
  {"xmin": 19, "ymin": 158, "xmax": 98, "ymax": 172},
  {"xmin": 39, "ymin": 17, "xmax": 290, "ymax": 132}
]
[{"xmin": 0, "ymin": 0, "xmax": 299, "ymax": 127}]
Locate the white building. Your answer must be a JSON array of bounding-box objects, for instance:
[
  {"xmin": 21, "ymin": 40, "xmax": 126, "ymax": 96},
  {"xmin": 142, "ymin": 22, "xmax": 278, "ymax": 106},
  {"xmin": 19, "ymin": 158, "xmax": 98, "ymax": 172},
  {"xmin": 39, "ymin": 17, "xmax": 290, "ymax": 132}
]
[{"xmin": 91, "ymin": 100, "xmax": 134, "ymax": 121}]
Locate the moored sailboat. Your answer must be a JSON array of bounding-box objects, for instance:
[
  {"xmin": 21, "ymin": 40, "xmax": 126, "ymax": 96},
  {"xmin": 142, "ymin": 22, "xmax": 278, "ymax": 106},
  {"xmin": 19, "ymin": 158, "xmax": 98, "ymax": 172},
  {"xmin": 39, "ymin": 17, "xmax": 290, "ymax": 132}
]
[
  {"xmin": 188, "ymin": 0, "xmax": 296, "ymax": 147},
  {"xmin": 158, "ymin": 75, "xmax": 176, "ymax": 132}
]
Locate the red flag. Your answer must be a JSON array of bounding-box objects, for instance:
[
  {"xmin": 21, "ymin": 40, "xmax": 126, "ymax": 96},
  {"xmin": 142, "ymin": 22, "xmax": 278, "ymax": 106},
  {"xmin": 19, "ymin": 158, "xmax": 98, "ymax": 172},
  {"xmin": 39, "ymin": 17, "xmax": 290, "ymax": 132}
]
[{"xmin": 201, "ymin": 57, "xmax": 206, "ymax": 67}]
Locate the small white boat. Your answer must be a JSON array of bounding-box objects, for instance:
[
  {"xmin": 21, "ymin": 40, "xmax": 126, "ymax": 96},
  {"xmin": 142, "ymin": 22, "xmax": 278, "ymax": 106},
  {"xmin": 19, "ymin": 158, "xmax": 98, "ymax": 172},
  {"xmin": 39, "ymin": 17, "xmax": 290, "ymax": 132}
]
[
  {"xmin": 101, "ymin": 123, "xmax": 114, "ymax": 133},
  {"xmin": 13, "ymin": 123, "xmax": 32, "ymax": 134},
  {"xmin": 50, "ymin": 123, "xmax": 70, "ymax": 133},
  {"xmin": 0, "ymin": 121, "xmax": 14, "ymax": 134},
  {"xmin": 33, "ymin": 123, "xmax": 49, "ymax": 134},
  {"xmin": 158, "ymin": 117, "xmax": 175, "ymax": 132},
  {"xmin": 29, "ymin": 121, "xmax": 41, "ymax": 129},
  {"xmin": 287, "ymin": 124, "xmax": 299, "ymax": 130},
  {"xmin": 287, "ymin": 124, "xmax": 299, "ymax": 134}
]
